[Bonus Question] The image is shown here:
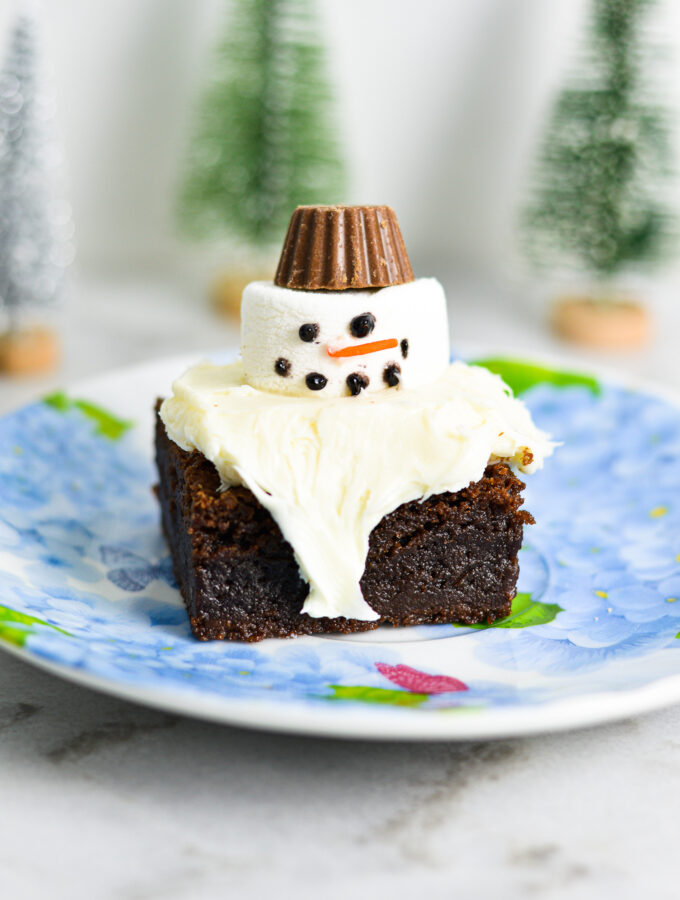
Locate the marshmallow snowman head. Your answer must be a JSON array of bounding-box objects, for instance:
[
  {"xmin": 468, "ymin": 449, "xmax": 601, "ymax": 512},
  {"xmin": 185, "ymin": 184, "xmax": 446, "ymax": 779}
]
[
  {"xmin": 240, "ymin": 205, "xmax": 450, "ymax": 398},
  {"xmin": 240, "ymin": 279, "xmax": 450, "ymax": 398}
]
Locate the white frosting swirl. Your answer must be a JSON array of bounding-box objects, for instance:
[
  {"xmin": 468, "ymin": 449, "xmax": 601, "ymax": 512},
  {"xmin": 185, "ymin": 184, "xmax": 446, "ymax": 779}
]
[{"xmin": 160, "ymin": 360, "xmax": 554, "ymax": 621}]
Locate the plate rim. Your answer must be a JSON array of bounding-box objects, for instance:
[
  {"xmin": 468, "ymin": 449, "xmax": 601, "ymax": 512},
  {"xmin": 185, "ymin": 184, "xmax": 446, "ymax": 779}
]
[{"xmin": 4, "ymin": 636, "xmax": 680, "ymax": 740}]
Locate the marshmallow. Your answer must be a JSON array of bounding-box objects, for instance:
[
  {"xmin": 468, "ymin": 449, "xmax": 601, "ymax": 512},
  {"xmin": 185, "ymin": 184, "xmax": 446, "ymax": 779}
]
[{"xmin": 240, "ymin": 278, "xmax": 450, "ymax": 399}]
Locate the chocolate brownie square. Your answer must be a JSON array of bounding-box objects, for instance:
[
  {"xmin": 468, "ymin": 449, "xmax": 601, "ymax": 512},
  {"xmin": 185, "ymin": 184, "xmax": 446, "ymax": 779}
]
[{"xmin": 155, "ymin": 405, "xmax": 533, "ymax": 642}]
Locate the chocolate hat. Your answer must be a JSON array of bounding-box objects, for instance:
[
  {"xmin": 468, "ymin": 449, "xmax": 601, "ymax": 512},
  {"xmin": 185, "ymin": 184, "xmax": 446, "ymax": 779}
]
[{"xmin": 274, "ymin": 205, "xmax": 414, "ymax": 291}]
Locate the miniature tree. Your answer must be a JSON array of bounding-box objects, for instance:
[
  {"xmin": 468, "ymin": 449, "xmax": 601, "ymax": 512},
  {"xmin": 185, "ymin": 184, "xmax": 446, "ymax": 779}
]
[
  {"xmin": 179, "ymin": 0, "xmax": 346, "ymax": 254},
  {"xmin": 521, "ymin": 0, "xmax": 674, "ymax": 337},
  {"xmin": 0, "ymin": 7, "xmax": 72, "ymax": 373}
]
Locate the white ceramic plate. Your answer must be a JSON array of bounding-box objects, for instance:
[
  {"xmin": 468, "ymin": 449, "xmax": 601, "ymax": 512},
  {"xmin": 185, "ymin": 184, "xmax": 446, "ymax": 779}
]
[{"xmin": 2, "ymin": 352, "xmax": 680, "ymax": 740}]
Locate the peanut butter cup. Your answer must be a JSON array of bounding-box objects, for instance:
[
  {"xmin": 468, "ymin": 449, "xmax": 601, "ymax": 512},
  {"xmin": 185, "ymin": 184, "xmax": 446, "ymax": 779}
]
[{"xmin": 274, "ymin": 205, "xmax": 414, "ymax": 291}]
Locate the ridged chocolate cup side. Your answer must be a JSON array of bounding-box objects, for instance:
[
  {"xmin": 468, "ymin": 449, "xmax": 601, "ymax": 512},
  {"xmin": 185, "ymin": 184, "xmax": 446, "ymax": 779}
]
[{"xmin": 274, "ymin": 205, "xmax": 415, "ymax": 291}]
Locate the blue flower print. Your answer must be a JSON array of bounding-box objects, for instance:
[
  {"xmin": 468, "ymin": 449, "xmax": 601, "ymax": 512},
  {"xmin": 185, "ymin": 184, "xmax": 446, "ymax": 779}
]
[{"xmin": 476, "ymin": 382, "xmax": 680, "ymax": 675}]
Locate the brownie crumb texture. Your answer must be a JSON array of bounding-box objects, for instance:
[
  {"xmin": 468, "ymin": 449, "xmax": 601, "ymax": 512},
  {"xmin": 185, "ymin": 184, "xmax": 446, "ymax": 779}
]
[{"xmin": 155, "ymin": 404, "xmax": 533, "ymax": 642}]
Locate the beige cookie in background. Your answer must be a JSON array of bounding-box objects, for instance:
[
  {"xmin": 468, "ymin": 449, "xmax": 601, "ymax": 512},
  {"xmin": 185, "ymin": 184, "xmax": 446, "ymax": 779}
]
[
  {"xmin": 0, "ymin": 326, "xmax": 59, "ymax": 376},
  {"xmin": 552, "ymin": 295, "xmax": 650, "ymax": 349}
]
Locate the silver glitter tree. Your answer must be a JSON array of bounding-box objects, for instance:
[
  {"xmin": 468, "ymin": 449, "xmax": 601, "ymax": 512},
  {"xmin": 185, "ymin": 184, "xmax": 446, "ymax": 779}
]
[{"xmin": 0, "ymin": 4, "xmax": 73, "ymax": 334}]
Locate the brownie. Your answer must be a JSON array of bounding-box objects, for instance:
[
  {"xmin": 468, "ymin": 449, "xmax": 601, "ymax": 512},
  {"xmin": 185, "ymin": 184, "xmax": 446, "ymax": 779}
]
[{"xmin": 155, "ymin": 405, "xmax": 534, "ymax": 642}]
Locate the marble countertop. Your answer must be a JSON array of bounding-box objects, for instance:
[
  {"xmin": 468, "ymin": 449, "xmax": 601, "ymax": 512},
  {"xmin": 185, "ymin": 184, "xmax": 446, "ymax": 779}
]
[{"xmin": 1, "ymin": 275, "xmax": 679, "ymax": 900}]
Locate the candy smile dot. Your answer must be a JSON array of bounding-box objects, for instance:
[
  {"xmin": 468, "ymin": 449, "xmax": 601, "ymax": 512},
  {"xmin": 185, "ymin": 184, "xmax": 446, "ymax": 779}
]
[
  {"xmin": 305, "ymin": 372, "xmax": 327, "ymax": 391},
  {"xmin": 346, "ymin": 373, "xmax": 369, "ymax": 396},
  {"xmin": 383, "ymin": 362, "xmax": 401, "ymax": 387}
]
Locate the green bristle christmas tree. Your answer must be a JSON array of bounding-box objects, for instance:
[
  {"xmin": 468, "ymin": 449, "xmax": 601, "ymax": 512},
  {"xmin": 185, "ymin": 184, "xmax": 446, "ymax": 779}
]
[
  {"xmin": 521, "ymin": 0, "xmax": 675, "ymax": 347},
  {"xmin": 179, "ymin": 0, "xmax": 346, "ymax": 314}
]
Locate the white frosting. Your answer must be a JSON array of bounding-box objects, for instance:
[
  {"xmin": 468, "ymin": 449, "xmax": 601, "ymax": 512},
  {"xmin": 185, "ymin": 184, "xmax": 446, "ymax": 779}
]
[
  {"xmin": 160, "ymin": 360, "xmax": 554, "ymax": 621},
  {"xmin": 240, "ymin": 279, "xmax": 450, "ymax": 398}
]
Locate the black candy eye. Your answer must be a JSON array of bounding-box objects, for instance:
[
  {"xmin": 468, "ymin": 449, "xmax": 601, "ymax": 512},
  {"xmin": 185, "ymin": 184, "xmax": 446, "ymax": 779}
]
[
  {"xmin": 299, "ymin": 323, "xmax": 319, "ymax": 342},
  {"xmin": 400, "ymin": 338, "xmax": 409, "ymax": 359},
  {"xmin": 346, "ymin": 373, "xmax": 369, "ymax": 396},
  {"xmin": 349, "ymin": 313, "xmax": 375, "ymax": 338},
  {"xmin": 383, "ymin": 363, "xmax": 401, "ymax": 387},
  {"xmin": 305, "ymin": 372, "xmax": 327, "ymax": 391},
  {"xmin": 275, "ymin": 357, "xmax": 291, "ymax": 376}
]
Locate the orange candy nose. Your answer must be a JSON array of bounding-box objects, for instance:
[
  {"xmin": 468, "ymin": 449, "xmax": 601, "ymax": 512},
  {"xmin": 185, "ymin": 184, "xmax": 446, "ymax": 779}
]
[{"xmin": 327, "ymin": 338, "xmax": 398, "ymax": 358}]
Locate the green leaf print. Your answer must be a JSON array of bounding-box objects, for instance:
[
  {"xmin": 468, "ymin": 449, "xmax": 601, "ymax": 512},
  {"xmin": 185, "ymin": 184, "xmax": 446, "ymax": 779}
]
[
  {"xmin": 0, "ymin": 604, "xmax": 71, "ymax": 648},
  {"xmin": 472, "ymin": 358, "xmax": 600, "ymax": 397},
  {"xmin": 464, "ymin": 593, "xmax": 563, "ymax": 631},
  {"xmin": 44, "ymin": 392, "xmax": 133, "ymax": 440},
  {"xmin": 326, "ymin": 685, "xmax": 429, "ymax": 707},
  {"xmin": 492, "ymin": 593, "xmax": 563, "ymax": 628}
]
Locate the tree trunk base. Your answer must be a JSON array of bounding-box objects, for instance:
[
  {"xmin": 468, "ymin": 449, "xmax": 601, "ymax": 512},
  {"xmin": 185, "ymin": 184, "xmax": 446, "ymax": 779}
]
[
  {"xmin": 552, "ymin": 295, "xmax": 650, "ymax": 349},
  {"xmin": 0, "ymin": 326, "xmax": 59, "ymax": 376},
  {"xmin": 211, "ymin": 267, "xmax": 274, "ymax": 319}
]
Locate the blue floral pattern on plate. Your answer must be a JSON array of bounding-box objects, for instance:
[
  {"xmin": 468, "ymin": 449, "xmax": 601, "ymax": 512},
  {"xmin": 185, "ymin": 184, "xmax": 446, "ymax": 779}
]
[{"xmin": 1, "ymin": 354, "xmax": 680, "ymax": 739}]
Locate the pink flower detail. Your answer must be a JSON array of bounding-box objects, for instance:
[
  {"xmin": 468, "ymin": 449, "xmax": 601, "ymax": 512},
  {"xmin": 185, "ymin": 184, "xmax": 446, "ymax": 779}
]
[{"xmin": 375, "ymin": 663, "xmax": 468, "ymax": 694}]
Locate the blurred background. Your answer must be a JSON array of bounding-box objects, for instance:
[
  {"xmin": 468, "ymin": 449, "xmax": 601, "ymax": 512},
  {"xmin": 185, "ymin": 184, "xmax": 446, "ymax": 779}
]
[{"xmin": 2, "ymin": 0, "xmax": 680, "ymax": 406}]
